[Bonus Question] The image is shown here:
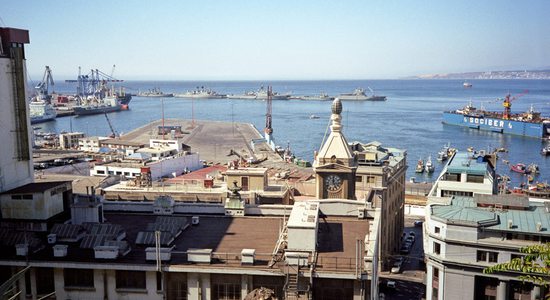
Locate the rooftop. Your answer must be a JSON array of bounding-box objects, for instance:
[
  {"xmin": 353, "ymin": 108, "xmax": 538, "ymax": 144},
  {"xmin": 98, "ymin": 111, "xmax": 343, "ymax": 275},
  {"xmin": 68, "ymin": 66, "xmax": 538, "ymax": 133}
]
[
  {"xmin": 431, "ymin": 196, "xmax": 550, "ymax": 235},
  {"xmin": 0, "ymin": 211, "xmax": 369, "ymax": 274},
  {"xmin": 446, "ymin": 152, "xmax": 491, "ymax": 176},
  {"xmin": 0, "ymin": 181, "xmax": 71, "ymax": 195}
]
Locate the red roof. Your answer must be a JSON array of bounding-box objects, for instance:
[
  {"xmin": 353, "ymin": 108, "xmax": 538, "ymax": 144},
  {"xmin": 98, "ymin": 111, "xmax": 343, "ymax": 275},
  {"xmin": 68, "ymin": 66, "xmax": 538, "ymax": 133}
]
[{"xmin": 167, "ymin": 165, "xmax": 227, "ymax": 182}]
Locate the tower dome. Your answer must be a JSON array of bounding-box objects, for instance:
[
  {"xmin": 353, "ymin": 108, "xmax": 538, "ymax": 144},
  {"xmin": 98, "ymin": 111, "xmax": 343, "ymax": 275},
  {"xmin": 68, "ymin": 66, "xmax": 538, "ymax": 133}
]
[{"xmin": 331, "ymin": 98, "xmax": 342, "ymax": 115}]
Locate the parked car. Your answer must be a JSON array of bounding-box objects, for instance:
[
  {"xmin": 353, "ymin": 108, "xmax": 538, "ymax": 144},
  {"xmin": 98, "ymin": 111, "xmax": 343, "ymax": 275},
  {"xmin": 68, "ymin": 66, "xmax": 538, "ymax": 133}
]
[
  {"xmin": 414, "ymin": 220, "xmax": 423, "ymax": 227},
  {"xmin": 386, "ymin": 280, "xmax": 397, "ymax": 289},
  {"xmin": 409, "ymin": 231, "xmax": 416, "ymax": 237},
  {"xmin": 406, "ymin": 235, "xmax": 415, "ymax": 244}
]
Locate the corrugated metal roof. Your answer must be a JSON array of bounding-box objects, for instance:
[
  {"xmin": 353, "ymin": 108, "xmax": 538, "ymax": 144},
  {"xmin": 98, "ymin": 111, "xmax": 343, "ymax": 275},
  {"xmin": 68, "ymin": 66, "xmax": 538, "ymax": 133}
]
[
  {"xmin": 135, "ymin": 231, "xmax": 174, "ymax": 246},
  {"xmin": 51, "ymin": 224, "xmax": 85, "ymax": 239},
  {"xmin": 80, "ymin": 234, "xmax": 115, "ymax": 249}
]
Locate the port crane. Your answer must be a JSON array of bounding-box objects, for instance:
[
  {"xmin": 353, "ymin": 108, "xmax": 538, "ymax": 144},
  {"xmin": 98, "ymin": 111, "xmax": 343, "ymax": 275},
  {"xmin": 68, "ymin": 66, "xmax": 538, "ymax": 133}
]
[
  {"xmin": 501, "ymin": 90, "xmax": 528, "ymax": 119},
  {"xmin": 65, "ymin": 66, "xmax": 123, "ymax": 98},
  {"xmin": 35, "ymin": 66, "xmax": 54, "ymax": 102},
  {"xmin": 104, "ymin": 112, "xmax": 118, "ymax": 138},
  {"xmin": 264, "ymin": 86, "xmax": 276, "ymax": 151}
]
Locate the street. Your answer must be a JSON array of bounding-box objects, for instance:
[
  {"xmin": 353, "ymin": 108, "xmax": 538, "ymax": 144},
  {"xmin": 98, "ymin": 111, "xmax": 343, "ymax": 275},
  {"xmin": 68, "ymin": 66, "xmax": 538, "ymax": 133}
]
[{"xmin": 379, "ymin": 216, "xmax": 427, "ymax": 299}]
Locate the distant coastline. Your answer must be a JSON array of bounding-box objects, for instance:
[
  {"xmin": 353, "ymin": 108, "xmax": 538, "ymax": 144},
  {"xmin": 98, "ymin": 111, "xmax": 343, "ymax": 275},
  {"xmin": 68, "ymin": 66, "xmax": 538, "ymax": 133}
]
[{"xmin": 406, "ymin": 70, "xmax": 550, "ymax": 80}]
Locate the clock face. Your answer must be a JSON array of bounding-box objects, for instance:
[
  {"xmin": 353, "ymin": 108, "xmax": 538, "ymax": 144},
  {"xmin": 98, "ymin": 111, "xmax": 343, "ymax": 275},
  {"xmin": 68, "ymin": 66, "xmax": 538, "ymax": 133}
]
[{"xmin": 325, "ymin": 174, "xmax": 342, "ymax": 192}]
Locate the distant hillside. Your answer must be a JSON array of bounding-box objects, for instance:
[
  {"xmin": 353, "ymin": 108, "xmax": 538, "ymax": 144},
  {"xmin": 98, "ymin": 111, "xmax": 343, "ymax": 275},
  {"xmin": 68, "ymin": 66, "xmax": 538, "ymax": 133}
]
[{"xmin": 406, "ymin": 70, "xmax": 550, "ymax": 79}]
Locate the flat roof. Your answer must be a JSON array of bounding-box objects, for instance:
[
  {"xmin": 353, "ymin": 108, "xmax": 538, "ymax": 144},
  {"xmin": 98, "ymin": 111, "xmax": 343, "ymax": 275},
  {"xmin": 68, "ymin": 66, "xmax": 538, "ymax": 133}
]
[
  {"xmin": 226, "ymin": 168, "xmax": 268, "ymax": 176},
  {"xmin": 446, "ymin": 152, "xmax": 490, "ymax": 176},
  {"xmin": 431, "ymin": 196, "xmax": 550, "ymax": 234},
  {"xmin": 0, "ymin": 181, "xmax": 70, "ymax": 195},
  {"xmin": 0, "ymin": 212, "xmax": 369, "ymax": 273},
  {"xmin": 168, "ymin": 165, "xmax": 227, "ymax": 182}
]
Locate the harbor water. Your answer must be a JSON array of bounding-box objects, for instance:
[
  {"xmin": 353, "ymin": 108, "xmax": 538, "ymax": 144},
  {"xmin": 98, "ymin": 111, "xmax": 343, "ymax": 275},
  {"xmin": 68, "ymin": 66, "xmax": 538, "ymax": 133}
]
[{"xmin": 37, "ymin": 79, "xmax": 550, "ymax": 187}]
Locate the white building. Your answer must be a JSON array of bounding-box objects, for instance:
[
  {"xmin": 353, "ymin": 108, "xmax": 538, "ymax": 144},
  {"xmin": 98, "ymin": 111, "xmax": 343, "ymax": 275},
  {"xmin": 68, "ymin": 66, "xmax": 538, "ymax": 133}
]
[
  {"xmin": 0, "ymin": 27, "xmax": 33, "ymax": 193},
  {"xmin": 428, "ymin": 151, "xmax": 497, "ymax": 199},
  {"xmin": 425, "ymin": 195, "xmax": 549, "ymax": 300},
  {"xmin": 78, "ymin": 136, "xmax": 110, "ymax": 152},
  {"xmin": 424, "ymin": 151, "xmax": 547, "ymax": 299},
  {"xmin": 59, "ymin": 132, "xmax": 85, "ymax": 149},
  {"xmin": 91, "ymin": 152, "xmax": 201, "ymax": 180}
]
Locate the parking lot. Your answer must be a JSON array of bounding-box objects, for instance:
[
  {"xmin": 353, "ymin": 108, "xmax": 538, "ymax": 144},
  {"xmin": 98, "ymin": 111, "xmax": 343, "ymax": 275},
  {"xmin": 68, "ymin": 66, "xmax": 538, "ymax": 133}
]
[{"xmin": 379, "ymin": 216, "xmax": 426, "ymax": 299}]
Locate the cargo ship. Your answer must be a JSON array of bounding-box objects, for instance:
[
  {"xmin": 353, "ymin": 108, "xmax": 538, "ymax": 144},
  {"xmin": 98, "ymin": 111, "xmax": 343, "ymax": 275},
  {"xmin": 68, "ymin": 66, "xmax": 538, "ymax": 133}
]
[{"xmin": 442, "ymin": 94, "xmax": 550, "ymax": 138}]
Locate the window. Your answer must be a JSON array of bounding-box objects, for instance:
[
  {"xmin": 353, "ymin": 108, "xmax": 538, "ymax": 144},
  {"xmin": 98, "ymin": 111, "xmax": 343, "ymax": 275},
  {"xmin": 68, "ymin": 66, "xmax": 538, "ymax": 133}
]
[
  {"xmin": 433, "ymin": 242, "xmax": 441, "ymax": 255},
  {"xmin": 97, "ymin": 170, "xmax": 105, "ymax": 174},
  {"xmin": 124, "ymin": 172, "xmax": 130, "ymax": 176},
  {"xmin": 11, "ymin": 194, "xmax": 33, "ymax": 200},
  {"xmin": 467, "ymin": 174, "xmax": 484, "ymax": 183},
  {"xmin": 488, "ymin": 252, "xmax": 498, "ymax": 263},
  {"xmin": 435, "ymin": 226, "xmax": 441, "ymax": 234},
  {"xmin": 116, "ymin": 270, "xmax": 146, "ymax": 290},
  {"xmin": 36, "ymin": 268, "xmax": 55, "ymax": 295},
  {"xmin": 64, "ymin": 269, "xmax": 94, "ymax": 288},
  {"xmin": 511, "ymin": 253, "xmax": 524, "ymax": 261},
  {"xmin": 212, "ymin": 283, "xmax": 241, "ymax": 300},
  {"xmin": 355, "ymin": 176, "xmax": 363, "ymax": 182},
  {"xmin": 367, "ymin": 176, "xmax": 376, "ymax": 183},
  {"xmin": 477, "ymin": 250, "xmax": 498, "ymax": 263},
  {"xmin": 156, "ymin": 272, "xmax": 163, "ymax": 292},
  {"xmin": 477, "ymin": 250, "xmax": 487, "ymax": 262}
]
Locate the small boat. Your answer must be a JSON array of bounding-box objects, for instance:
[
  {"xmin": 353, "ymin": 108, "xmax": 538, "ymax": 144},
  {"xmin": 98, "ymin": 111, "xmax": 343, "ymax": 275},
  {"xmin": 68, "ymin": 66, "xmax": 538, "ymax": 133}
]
[
  {"xmin": 415, "ymin": 159, "xmax": 424, "ymax": 173},
  {"xmin": 463, "ymin": 82, "xmax": 473, "ymax": 88},
  {"xmin": 528, "ymin": 175, "xmax": 534, "ymax": 182},
  {"xmin": 510, "ymin": 163, "xmax": 529, "ymax": 174},
  {"xmin": 437, "ymin": 144, "xmax": 449, "ymax": 162},
  {"xmin": 309, "ymin": 114, "xmax": 320, "ymax": 119},
  {"xmin": 541, "ymin": 145, "xmax": 550, "ymax": 156},
  {"xmin": 527, "ymin": 163, "xmax": 539, "ymax": 174},
  {"xmin": 425, "ymin": 156, "xmax": 435, "ymax": 173}
]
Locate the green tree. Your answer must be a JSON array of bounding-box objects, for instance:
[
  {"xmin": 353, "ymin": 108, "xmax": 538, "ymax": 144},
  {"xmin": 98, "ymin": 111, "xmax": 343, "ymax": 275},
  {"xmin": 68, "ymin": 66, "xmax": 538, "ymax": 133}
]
[{"xmin": 483, "ymin": 243, "xmax": 550, "ymax": 299}]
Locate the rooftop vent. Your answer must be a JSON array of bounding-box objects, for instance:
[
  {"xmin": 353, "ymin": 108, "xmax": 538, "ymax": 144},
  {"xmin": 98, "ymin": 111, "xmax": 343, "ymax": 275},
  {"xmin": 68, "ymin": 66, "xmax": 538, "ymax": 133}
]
[
  {"xmin": 53, "ymin": 244, "xmax": 68, "ymax": 257},
  {"xmin": 508, "ymin": 219, "xmax": 513, "ymax": 229},
  {"xmin": 187, "ymin": 248, "xmax": 212, "ymax": 263},
  {"xmin": 15, "ymin": 244, "xmax": 28, "ymax": 256},
  {"xmin": 47, "ymin": 234, "xmax": 57, "ymax": 244},
  {"xmin": 537, "ymin": 222, "xmax": 543, "ymax": 232},
  {"xmin": 241, "ymin": 249, "xmax": 255, "ymax": 265},
  {"xmin": 145, "ymin": 246, "xmax": 174, "ymax": 261}
]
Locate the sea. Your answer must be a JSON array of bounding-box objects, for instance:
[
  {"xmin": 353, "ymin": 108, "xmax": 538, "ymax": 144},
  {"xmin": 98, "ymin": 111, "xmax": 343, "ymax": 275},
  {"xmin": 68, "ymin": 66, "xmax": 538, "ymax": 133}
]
[{"xmin": 37, "ymin": 79, "xmax": 550, "ymax": 187}]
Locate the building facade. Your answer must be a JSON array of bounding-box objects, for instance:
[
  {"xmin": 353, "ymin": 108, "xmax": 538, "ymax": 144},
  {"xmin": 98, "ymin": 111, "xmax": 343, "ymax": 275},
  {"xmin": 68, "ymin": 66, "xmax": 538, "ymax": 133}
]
[{"xmin": 0, "ymin": 27, "xmax": 33, "ymax": 193}]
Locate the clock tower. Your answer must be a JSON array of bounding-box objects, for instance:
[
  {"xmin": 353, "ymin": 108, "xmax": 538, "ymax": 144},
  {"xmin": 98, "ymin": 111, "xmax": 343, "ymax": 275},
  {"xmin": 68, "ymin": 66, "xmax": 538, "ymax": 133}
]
[{"xmin": 313, "ymin": 98, "xmax": 357, "ymax": 199}]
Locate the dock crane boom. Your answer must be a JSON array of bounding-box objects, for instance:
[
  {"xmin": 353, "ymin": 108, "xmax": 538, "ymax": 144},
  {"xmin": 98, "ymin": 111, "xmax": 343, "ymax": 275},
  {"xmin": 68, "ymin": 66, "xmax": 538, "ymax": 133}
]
[
  {"xmin": 104, "ymin": 113, "xmax": 118, "ymax": 138},
  {"xmin": 35, "ymin": 66, "xmax": 54, "ymax": 101}
]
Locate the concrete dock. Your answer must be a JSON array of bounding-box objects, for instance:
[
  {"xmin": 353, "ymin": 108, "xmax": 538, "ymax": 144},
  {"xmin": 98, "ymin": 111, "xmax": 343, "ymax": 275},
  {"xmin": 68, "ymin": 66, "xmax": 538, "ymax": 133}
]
[{"xmin": 118, "ymin": 118, "xmax": 284, "ymax": 166}]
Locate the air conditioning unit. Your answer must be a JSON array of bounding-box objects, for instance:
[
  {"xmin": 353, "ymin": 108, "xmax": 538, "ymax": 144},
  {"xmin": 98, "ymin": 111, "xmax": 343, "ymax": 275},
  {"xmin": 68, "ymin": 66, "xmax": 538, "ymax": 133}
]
[{"xmin": 47, "ymin": 233, "xmax": 57, "ymax": 244}]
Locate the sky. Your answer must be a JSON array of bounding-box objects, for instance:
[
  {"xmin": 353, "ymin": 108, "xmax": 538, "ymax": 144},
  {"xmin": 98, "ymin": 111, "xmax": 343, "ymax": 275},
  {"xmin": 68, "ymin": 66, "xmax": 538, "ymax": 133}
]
[{"xmin": 1, "ymin": 0, "xmax": 550, "ymax": 80}]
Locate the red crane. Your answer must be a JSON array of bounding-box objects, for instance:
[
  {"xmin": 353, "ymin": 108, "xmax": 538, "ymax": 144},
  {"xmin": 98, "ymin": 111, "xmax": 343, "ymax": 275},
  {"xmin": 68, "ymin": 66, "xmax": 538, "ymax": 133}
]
[{"xmin": 502, "ymin": 90, "xmax": 528, "ymax": 120}]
